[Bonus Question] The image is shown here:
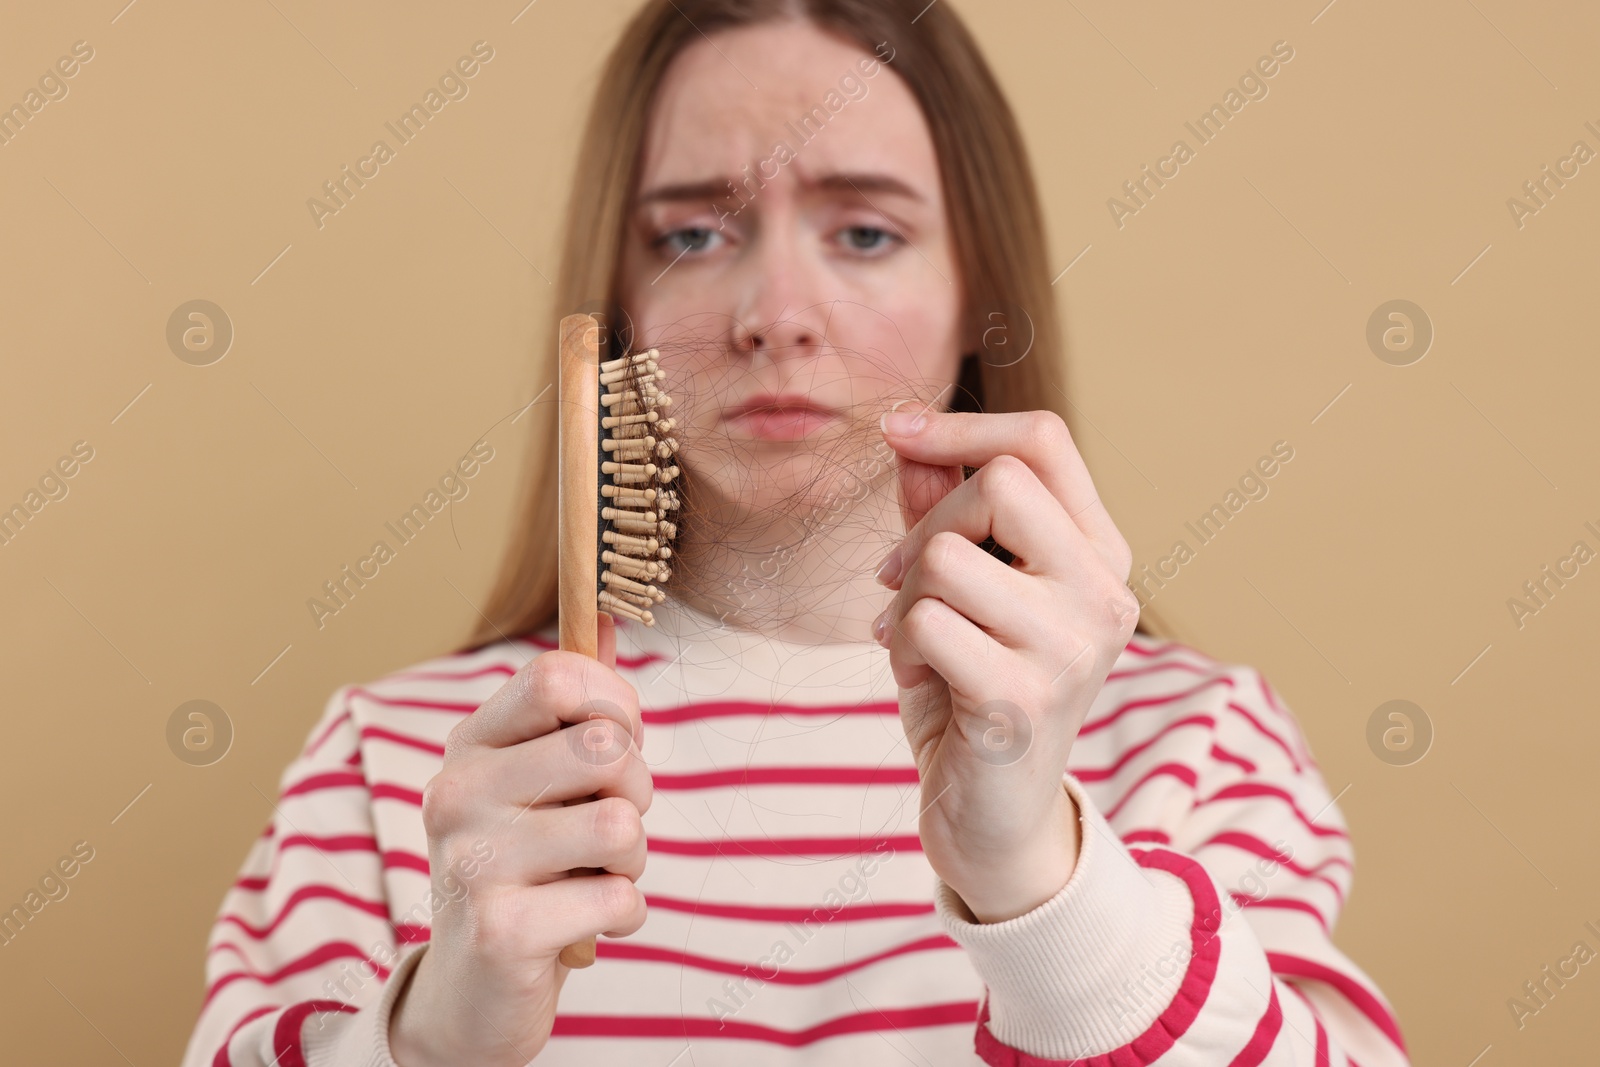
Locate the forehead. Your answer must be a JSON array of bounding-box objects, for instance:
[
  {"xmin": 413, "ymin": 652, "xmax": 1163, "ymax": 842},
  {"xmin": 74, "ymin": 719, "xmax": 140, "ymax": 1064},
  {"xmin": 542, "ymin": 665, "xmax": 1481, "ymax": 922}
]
[{"xmin": 638, "ymin": 20, "xmax": 940, "ymax": 194}]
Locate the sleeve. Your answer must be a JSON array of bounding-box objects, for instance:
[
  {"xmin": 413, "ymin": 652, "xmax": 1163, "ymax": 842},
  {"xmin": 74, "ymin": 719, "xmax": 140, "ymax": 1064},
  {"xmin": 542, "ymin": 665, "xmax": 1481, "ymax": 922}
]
[
  {"xmin": 931, "ymin": 666, "xmax": 1411, "ymax": 1066},
  {"xmin": 179, "ymin": 686, "xmax": 430, "ymax": 1067}
]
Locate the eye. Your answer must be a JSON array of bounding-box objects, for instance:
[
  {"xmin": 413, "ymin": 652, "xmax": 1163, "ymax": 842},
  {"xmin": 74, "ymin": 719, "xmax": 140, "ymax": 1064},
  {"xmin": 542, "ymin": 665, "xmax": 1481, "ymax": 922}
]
[
  {"xmin": 654, "ymin": 227, "xmax": 723, "ymax": 257},
  {"xmin": 838, "ymin": 225, "xmax": 901, "ymax": 253}
]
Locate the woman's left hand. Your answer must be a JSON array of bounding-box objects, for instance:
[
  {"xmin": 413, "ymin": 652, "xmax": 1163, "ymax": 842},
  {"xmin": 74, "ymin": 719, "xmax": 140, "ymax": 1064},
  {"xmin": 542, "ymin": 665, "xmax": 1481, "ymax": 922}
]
[{"xmin": 872, "ymin": 406, "xmax": 1141, "ymax": 923}]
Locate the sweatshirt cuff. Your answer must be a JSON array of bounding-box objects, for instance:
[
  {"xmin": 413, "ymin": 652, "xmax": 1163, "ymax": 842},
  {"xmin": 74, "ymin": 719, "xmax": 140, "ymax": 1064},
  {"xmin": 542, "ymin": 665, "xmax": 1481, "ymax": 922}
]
[
  {"xmin": 932, "ymin": 772, "xmax": 1196, "ymax": 1060},
  {"xmin": 302, "ymin": 941, "xmax": 429, "ymax": 1067}
]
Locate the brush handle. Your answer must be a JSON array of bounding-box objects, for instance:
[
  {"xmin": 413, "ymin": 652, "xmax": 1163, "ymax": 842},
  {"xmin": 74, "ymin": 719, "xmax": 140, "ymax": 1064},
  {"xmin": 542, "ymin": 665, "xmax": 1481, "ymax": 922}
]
[{"xmin": 556, "ymin": 312, "xmax": 602, "ymax": 969}]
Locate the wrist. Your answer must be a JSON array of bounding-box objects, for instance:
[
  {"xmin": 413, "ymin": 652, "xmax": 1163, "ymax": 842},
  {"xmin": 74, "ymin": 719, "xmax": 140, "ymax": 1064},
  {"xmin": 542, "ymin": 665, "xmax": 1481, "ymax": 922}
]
[
  {"xmin": 388, "ymin": 948, "xmax": 450, "ymax": 1067},
  {"xmin": 947, "ymin": 781, "xmax": 1080, "ymax": 923}
]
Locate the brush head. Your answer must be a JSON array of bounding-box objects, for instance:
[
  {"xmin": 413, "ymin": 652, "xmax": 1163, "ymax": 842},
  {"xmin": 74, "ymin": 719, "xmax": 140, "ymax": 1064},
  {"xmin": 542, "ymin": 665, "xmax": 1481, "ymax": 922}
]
[{"xmin": 594, "ymin": 348, "xmax": 680, "ymax": 626}]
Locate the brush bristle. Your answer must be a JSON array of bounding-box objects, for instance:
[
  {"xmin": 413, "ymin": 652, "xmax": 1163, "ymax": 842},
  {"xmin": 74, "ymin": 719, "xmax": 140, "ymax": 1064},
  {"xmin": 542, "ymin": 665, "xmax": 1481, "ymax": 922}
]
[{"xmin": 596, "ymin": 348, "xmax": 679, "ymax": 626}]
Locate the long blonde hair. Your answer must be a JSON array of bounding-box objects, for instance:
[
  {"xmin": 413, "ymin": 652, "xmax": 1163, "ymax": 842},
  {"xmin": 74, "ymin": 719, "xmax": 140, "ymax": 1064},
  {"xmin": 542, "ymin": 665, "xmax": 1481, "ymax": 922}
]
[{"xmin": 465, "ymin": 0, "xmax": 1151, "ymax": 650}]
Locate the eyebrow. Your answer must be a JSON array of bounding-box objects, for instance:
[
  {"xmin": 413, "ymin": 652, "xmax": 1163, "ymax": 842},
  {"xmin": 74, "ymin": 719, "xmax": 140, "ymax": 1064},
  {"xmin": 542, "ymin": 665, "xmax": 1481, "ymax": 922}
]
[{"xmin": 635, "ymin": 171, "xmax": 925, "ymax": 206}]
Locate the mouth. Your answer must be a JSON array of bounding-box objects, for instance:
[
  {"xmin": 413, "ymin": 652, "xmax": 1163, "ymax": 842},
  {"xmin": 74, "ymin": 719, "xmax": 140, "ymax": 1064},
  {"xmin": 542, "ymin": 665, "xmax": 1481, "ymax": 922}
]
[{"xmin": 721, "ymin": 394, "xmax": 838, "ymax": 441}]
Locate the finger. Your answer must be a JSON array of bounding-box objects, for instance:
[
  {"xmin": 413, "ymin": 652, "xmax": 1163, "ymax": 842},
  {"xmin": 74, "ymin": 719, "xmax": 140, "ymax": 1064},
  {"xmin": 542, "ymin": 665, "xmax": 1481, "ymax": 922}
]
[
  {"xmin": 521, "ymin": 874, "xmax": 649, "ymax": 953},
  {"xmin": 476, "ymin": 795, "xmax": 649, "ymax": 885},
  {"xmin": 887, "ymin": 531, "xmax": 1038, "ymax": 646},
  {"xmin": 450, "ymin": 651, "xmax": 641, "ymax": 755},
  {"xmin": 884, "ymin": 594, "xmax": 1013, "ymax": 693},
  {"xmin": 893, "ymin": 449, "xmax": 963, "ymax": 533},
  {"xmin": 882, "ymin": 409, "xmax": 1126, "ymax": 573},
  {"xmin": 474, "ymin": 716, "xmax": 654, "ymax": 813},
  {"xmin": 885, "ymin": 455, "xmax": 1098, "ymax": 590}
]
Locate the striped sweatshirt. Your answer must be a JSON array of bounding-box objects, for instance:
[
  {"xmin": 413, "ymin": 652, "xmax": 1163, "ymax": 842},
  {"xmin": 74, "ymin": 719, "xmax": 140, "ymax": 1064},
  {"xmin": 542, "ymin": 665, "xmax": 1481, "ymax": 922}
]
[{"xmin": 182, "ymin": 599, "xmax": 1411, "ymax": 1066}]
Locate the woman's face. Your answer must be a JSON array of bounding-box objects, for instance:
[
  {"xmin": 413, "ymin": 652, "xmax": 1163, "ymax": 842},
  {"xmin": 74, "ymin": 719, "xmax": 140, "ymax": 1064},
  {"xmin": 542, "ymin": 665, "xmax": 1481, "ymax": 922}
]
[{"xmin": 617, "ymin": 19, "xmax": 964, "ymax": 534}]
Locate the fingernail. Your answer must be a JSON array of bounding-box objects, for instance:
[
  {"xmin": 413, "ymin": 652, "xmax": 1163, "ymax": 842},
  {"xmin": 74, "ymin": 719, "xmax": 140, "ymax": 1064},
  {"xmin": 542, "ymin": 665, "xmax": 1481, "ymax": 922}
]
[
  {"xmin": 881, "ymin": 398, "xmax": 927, "ymax": 436},
  {"xmin": 874, "ymin": 545, "xmax": 902, "ymax": 586},
  {"xmin": 872, "ymin": 609, "xmax": 890, "ymax": 646}
]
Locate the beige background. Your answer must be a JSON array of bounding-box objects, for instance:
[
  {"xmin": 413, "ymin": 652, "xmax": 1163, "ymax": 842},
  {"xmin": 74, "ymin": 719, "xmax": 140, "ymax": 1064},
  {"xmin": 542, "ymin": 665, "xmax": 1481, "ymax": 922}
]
[{"xmin": 2, "ymin": 0, "xmax": 1595, "ymax": 1062}]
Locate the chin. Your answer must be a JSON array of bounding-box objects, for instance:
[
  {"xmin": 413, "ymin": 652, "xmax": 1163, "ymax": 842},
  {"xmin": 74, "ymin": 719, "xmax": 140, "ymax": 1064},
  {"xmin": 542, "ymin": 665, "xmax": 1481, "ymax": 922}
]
[{"xmin": 687, "ymin": 445, "xmax": 885, "ymax": 533}]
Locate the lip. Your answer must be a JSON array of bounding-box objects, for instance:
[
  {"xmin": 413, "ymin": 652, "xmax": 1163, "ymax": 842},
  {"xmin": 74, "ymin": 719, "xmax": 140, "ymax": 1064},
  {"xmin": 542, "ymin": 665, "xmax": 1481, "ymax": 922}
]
[{"xmin": 722, "ymin": 393, "xmax": 838, "ymax": 441}]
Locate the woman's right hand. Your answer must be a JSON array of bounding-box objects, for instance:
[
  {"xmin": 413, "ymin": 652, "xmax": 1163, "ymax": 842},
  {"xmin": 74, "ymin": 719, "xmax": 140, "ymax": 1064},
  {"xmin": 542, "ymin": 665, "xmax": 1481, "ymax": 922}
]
[{"xmin": 389, "ymin": 616, "xmax": 651, "ymax": 1066}]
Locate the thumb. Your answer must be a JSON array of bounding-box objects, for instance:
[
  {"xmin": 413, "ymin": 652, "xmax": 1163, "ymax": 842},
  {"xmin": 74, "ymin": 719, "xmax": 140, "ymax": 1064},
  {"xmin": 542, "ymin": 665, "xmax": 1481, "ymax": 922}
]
[{"xmin": 895, "ymin": 450, "xmax": 963, "ymax": 532}]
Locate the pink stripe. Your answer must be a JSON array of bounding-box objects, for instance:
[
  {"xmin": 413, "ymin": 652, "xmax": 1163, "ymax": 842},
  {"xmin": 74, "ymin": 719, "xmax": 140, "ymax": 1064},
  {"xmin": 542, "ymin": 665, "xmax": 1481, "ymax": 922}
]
[
  {"xmin": 348, "ymin": 688, "xmax": 479, "ymax": 715},
  {"xmin": 245, "ymin": 833, "xmax": 384, "ymax": 890},
  {"xmin": 1225, "ymin": 702, "xmax": 1305, "ymax": 773},
  {"xmin": 1210, "ymin": 742, "xmax": 1258, "ymax": 774},
  {"xmin": 208, "ymin": 941, "xmax": 252, "ymax": 962},
  {"xmin": 204, "ymin": 942, "xmax": 391, "ymax": 1009},
  {"xmin": 974, "ymin": 845, "xmax": 1223, "ymax": 1066},
  {"xmin": 211, "ymin": 1004, "xmax": 279, "ymax": 1067},
  {"xmin": 1266, "ymin": 952, "xmax": 1407, "ymax": 1056},
  {"xmin": 1229, "ymin": 894, "xmax": 1330, "ymax": 932},
  {"xmin": 1226, "ymin": 982, "xmax": 1284, "ymax": 1066},
  {"xmin": 1196, "ymin": 832, "xmax": 1348, "ymax": 902},
  {"xmin": 372, "ymin": 782, "xmax": 425, "ymax": 806},
  {"xmin": 280, "ymin": 771, "xmax": 366, "ymax": 799},
  {"xmin": 383, "ymin": 663, "xmax": 514, "ymax": 684},
  {"xmin": 551, "ymin": 1000, "xmax": 979, "ymax": 1044},
  {"xmin": 395, "ymin": 922, "xmax": 430, "ymax": 944},
  {"xmin": 1314, "ymin": 1015, "xmax": 1330, "ymax": 1067},
  {"xmin": 642, "ymin": 699, "xmax": 900, "ymax": 724},
  {"xmin": 602, "ymin": 623, "xmax": 680, "ymax": 668},
  {"xmin": 380, "ymin": 849, "xmax": 431, "ymax": 875},
  {"xmin": 272, "ymin": 999, "xmax": 358, "ymax": 1067},
  {"xmin": 1106, "ymin": 658, "xmax": 1220, "ymax": 682},
  {"xmin": 1256, "ymin": 673, "xmax": 1300, "ymax": 728},
  {"xmin": 617, "ymin": 649, "xmax": 673, "ymax": 669},
  {"xmin": 649, "ymin": 834, "xmax": 919, "ymax": 858},
  {"xmin": 279, "ymin": 832, "xmax": 378, "ymax": 854},
  {"xmin": 1102, "ymin": 762, "xmax": 1199, "ymax": 821},
  {"xmin": 227, "ymin": 854, "xmax": 415, "ymax": 894},
  {"xmin": 596, "ymin": 933, "xmax": 958, "ymax": 983},
  {"xmin": 1254, "ymin": 676, "xmax": 1320, "ymax": 770},
  {"xmin": 1195, "ymin": 783, "xmax": 1350, "ymax": 840},
  {"xmin": 1073, "ymin": 714, "xmax": 1214, "ymax": 783},
  {"xmin": 306, "ymin": 708, "xmax": 352, "ymax": 757},
  {"xmin": 651, "ymin": 765, "xmax": 921, "ymax": 789},
  {"xmin": 1080, "ymin": 675, "xmax": 1237, "ymax": 738},
  {"xmin": 1120, "ymin": 633, "xmax": 1163, "ymax": 656},
  {"xmin": 346, "ymin": 688, "xmax": 888, "ymax": 722},
  {"xmin": 510, "ymin": 630, "xmax": 667, "ymax": 670},
  {"xmin": 360, "ymin": 724, "xmax": 446, "ymax": 756},
  {"xmin": 216, "ymin": 885, "xmax": 390, "ymax": 940},
  {"xmin": 518, "ymin": 633, "xmax": 559, "ymax": 651},
  {"xmin": 1119, "ymin": 633, "xmax": 1202, "ymax": 661},
  {"xmin": 644, "ymin": 892, "xmax": 933, "ymax": 922}
]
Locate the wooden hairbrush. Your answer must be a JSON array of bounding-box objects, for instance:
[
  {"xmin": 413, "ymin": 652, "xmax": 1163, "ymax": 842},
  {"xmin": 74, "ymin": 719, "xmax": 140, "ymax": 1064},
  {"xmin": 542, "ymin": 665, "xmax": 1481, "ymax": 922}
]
[{"xmin": 555, "ymin": 311, "xmax": 680, "ymax": 968}]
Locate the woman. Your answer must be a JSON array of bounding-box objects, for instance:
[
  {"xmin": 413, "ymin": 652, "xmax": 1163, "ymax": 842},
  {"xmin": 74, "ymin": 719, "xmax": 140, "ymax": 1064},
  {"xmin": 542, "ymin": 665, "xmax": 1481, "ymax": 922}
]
[{"xmin": 184, "ymin": 2, "xmax": 1410, "ymax": 1064}]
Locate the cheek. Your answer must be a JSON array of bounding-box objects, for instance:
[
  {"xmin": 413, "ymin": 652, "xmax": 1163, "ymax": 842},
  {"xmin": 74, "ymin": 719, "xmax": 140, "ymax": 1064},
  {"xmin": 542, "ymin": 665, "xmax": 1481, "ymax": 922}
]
[{"xmin": 830, "ymin": 290, "xmax": 963, "ymax": 402}]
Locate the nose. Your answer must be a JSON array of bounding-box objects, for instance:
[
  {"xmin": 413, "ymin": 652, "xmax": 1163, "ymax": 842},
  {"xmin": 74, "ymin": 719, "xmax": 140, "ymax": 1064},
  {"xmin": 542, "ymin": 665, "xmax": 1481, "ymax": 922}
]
[
  {"xmin": 727, "ymin": 232, "xmax": 825, "ymax": 362},
  {"xmin": 730, "ymin": 308, "xmax": 821, "ymax": 360}
]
